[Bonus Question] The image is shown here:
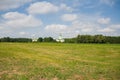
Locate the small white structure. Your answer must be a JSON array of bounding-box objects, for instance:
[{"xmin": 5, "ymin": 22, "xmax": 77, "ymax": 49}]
[
  {"xmin": 32, "ymin": 38, "xmax": 37, "ymax": 42},
  {"xmin": 31, "ymin": 34, "xmax": 37, "ymax": 42},
  {"xmin": 56, "ymin": 34, "xmax": 65, "ymax": 42}
]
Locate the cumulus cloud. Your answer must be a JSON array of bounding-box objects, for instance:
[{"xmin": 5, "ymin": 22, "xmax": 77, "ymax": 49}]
[
  {"xmin": 27, "ymin": 1, "xmax": 59, "ymax": 14},
  {"xmin": 98, "ymin": 28, "xmax": 115, "ymax": 32},
  {"xmin": 61, "ymin": 14, "xmax": 77, "ymax": 21},
  {"xmin": 110, "ymin": 24, "xmax": 120, "ymax": 29},
  {"xmin": 60, "ymin": 4, "xmax": 73, "ymax": 12},
  {"xmin": 97, "ymin": 24, "xmax": 120, "ymax": 33},
  {"xmin": 97, "ymin": 18, "xmax": 110, "ymax": 24},
  {"xmin": 100, "ymin": 0, "xmax": 114, "ymax": 6},
  {"xmin": 0, "ymin": 0, "xmax": 32, "ymax": 11},
  {"xmin": 27, "ymin": 1, "xmax": 73, "ymax": 14},
  {"xmin": 81, "ymin": 28, "xmax": 93, "ymax": 32},
  {"xmin": 45, "ymin": 24, "xmax": 68, "ymax": 32},
  {"xmin": 72, "ymin": 20, "xmax": 100, "ymax": 30},
  {"xmin": 0, "ymin": 0, "xmax": 119, "ymax": 38},
  {"xmin": 0, "ymin": 23, "xmax": 4, "ymax": 29},
  {"xmin": 2, "ymin": 12, "xmax": 27, "ymax": 20},
  {"xmin": 0, "ymin": 27, "xmax": 3, "ymax": 30},
  {"xmin": 1, "ymin": 12, "xmax": 42, "ymax": 28},
  {"xmin": 19, "ymin": 32, "xmax": 27, "ymax": 35},
  {"xmin": 71, "ymin": 19, "xmax": 118, "ymax": 34}
]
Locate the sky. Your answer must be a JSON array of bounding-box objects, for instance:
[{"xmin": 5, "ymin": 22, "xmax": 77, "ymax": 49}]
[{"xmin": 0, "ymin": 0, "xmax": 120, "ymax": 38}]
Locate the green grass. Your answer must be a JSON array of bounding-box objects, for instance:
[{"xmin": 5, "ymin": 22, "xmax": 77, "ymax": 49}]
[{"xmin": 0, "ymin": 43, "xmax": 120, "ymax": 80}]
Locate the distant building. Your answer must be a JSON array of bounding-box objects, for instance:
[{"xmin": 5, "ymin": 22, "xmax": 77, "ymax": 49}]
[
  {"xmin": 56, "ymin": 34, "xmax": 64, "ymax": 42},
  {"xmin": 31, "ymin": 34, "xmax": 38, "ymax": 42},
  {"xmin": 32, "ymin": 38, "xmax": 37, "ymax": 42}
]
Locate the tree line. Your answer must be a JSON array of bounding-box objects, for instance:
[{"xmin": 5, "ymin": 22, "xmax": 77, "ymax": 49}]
[
  {"xmin": 0, "ymin": 37, "xmax": 32, "ymax": 42},
  {"xmin": 65, "ymin": 35, "xmax": 120, "ymax": 43},
  {"xmin": 0, "ymin": 35, "xmax": 120, "ymax": 43},
  {"xmin": 0, "ymin": 37, "xmax": 55, "ymax": 42}
]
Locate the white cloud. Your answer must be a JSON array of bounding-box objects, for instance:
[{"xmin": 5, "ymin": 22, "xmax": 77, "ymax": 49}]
[
  {"xmin": 45, "ymin": 24, "xmax": 77, "ymax": 38},
  {"xmin": 72, "ymin": 20, "xmax": 100, "ymax": 30},
  {"xmin": 27, "ymin": 1, "xmax": 59, "ymax": 14},
  {"xmin": 0, "ymin": 0, "xmax": 32, "ymax": 11},
  {"xmin": 61, "ymin": 14, "xmax": 77, "ymax": 21},
  {"xmin": 97, "ymin": 18, "xmax": 110, "ymax": 24},
  {"xmin": 98, "ymin": 28, "xmax": 115, "ymax": 32},
  {"xmin": 2, "ymin": 12, "xmax": 27, "ymax": 20},
  {"xmin": 110, "ymin": 24, "xmax": 120, "ymax": 29},
  {"xmin": 81, "ymin": 28, "xmax": 93, "ymax": 32},
  {"xmin": 0, "ymin": 27, "xmax": 3, "ymax": 30},
  {"xmin": 97, "ymin": 24, "xmax": 120, "ymax": 33},
  {"xmin": 19, "ymin": 32, "xmax": 27, "ymax": 35},
  {"xmin": 31, "ymin": 34, "xmax": 36, "ymax": 37},
  {"xmin": 2, "ymin": 12, "xmax": 42, "ymax": 28},
  {"xmin": 27, "ymin": 1, "xmax": 73, "ymax": 14},
  {"xmin": 100, "ymin": 0, "xmax": 114, "ymax": 6},
  {"xmin": 0, "ymin": 23, "xmax": 4, "ymax": 30},
  {"xmin": 45, "ymin": 24, "xmax": 67, "ymax": 32},
  {"xmin": 60, "ymin": 4, "xmax": 73, "ymax": 12}
]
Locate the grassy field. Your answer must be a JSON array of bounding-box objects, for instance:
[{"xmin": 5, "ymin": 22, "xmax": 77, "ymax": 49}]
[{"xmin": 0, "ymin": 43, "xmax": 120, "ymax": 80}]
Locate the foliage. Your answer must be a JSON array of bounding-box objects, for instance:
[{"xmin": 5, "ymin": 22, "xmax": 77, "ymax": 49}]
[
  {"xmin": 37, "ymin": 37, "xmax": 43, "ymax": 42},
  {"xmin": 65, "ymin": 38, "xmax": 76, "ymax": 43},
  {"xmin": 0, "ymin": 35, "xmax": 120, "ymax": 43},
  {"xmin": 43, "ymin": 37, "xmax": 55, "ymax": 42},
  {"xmin": 65, "ymin": 35, "xmax": 120, "ymax": 44},
  {"xmin": 105, "ymin": 36, "xmax": 120, "ymax": 43},
  {"xmin": 0, "ymin": 37, "xmax": 32, "ymax": 42}
]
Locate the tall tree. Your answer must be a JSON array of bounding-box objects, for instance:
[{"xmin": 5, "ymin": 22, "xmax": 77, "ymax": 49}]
[
  {"xmin": 37, "ymin": 37, "xmax": 43, "ymax": 42},
  {"xmin": 44, "ymin": 37, "xmax": 54, "ymax": 42}
]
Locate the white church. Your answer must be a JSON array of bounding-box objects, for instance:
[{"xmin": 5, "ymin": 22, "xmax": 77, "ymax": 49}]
[{"xmin": 56, "ymin": 34, "xmax": 65, "ymax": 42}]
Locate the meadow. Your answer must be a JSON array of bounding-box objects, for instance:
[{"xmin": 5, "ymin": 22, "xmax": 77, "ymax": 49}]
[{"xmin": 0, "ymin": 43, "xmax": 120, "ymax": 80}]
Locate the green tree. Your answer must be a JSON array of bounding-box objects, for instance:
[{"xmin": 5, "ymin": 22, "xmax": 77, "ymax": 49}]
[
  {"xmin": 37, "ymin": 37, "xmax": 43, "ymax": 42},
  {"xmin": 44, "ymin": 37, "xmax": 54, "ymax": 42},
  {"xmin": 94, "ymin": 35, "xmax": 106, "ymax": 43},
  {"xmin": 0, "ymin": 37, "xmax": 10, "ymax": 42}
]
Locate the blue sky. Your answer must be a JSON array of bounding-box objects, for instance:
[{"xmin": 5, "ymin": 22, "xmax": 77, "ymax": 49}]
[{"xmin": 0, "ymin": 0, "xmax": 120, "ymax": 38}]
